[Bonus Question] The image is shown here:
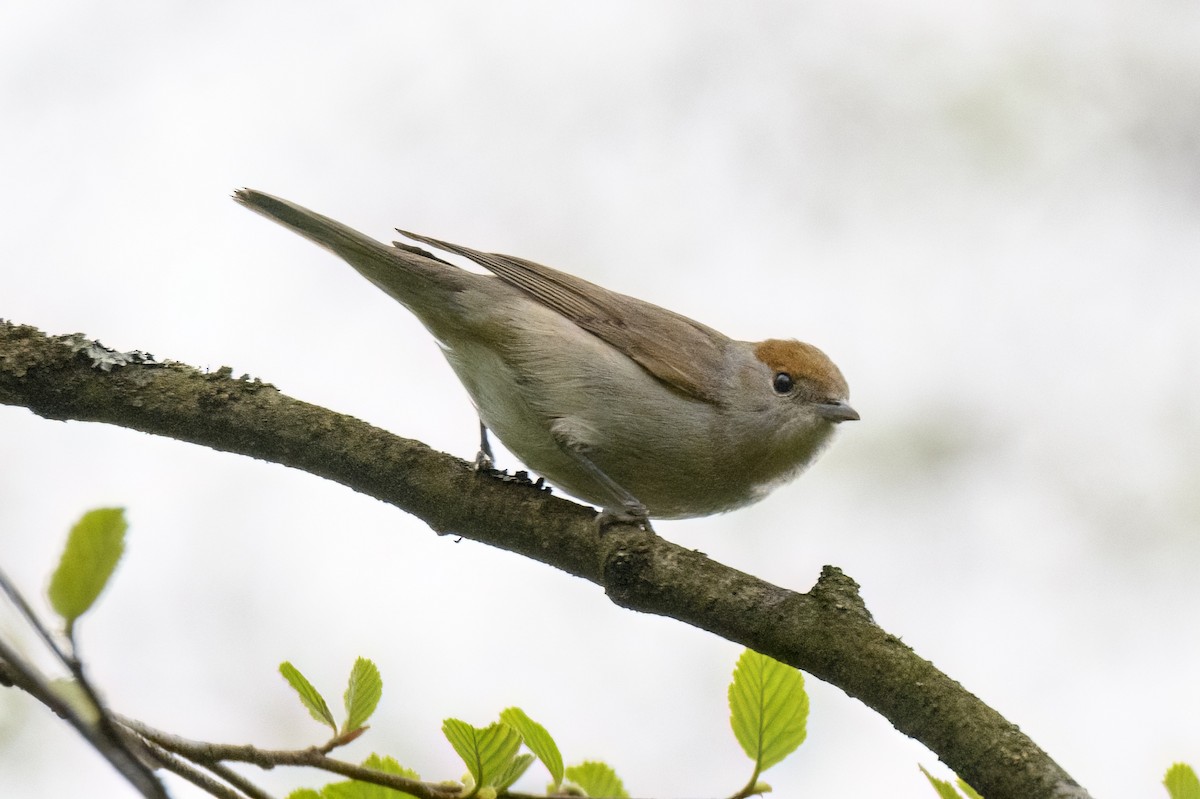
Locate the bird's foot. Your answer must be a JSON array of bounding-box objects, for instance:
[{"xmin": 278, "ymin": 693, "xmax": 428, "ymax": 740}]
[{"xmin": 597, "ymin": 501, "xmax": 653, "ymax": 533}]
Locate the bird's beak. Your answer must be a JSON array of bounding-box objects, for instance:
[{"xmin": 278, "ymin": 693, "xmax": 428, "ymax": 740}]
[{"xmin": 816, "ymin": 400, "xmax": 860, "ymax": 423}]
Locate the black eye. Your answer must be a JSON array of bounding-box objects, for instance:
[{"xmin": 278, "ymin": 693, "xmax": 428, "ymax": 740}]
[{"xmin": 772, "ymin": 372, "xmax": 794, "ymax": 394}]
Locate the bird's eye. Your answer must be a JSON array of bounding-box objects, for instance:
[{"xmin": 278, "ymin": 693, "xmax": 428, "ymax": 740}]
[{"xmin": 772, "ymin": 372, "xmax": 794, "ymax": 395}]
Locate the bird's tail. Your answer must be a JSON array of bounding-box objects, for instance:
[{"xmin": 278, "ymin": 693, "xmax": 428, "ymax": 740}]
[{"xmin": 233, "ymin": 189, "xmax": 462, "ymax": 309}]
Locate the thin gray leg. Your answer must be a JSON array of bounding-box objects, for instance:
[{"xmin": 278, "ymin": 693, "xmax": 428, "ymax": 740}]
[
  {"xmin": 474, "ymin": 420, "xmax": 495, "ymax": 471},
  {"xmin": 552, "ymin": 439, "xmax": 651, "ymax": 529}
]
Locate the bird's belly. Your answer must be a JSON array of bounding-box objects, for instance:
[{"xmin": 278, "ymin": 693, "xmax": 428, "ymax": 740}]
[{"xmin": 440, "ymin": 342, "xmax": 755, "ymax": 518}]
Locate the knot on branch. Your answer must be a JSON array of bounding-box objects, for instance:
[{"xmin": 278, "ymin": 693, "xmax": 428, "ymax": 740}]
[
  {"xmin": 0, "ymin": 321, "xmax": 47, "ymax": 378},
  {"xmin": 809, "ymin": 565, "xmax": 873, "ymax": 623},
  {"xmin": 600, "ymin": 534, "xmax": 660, "ymax": 608}
]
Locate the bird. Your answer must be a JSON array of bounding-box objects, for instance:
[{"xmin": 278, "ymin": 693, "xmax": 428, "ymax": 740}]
[{"xmin": 234, "ymin": 189, "xmax": 857, "ymax": 524}]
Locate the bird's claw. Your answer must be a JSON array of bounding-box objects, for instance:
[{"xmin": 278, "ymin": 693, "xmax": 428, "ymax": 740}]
[{"xmin": 597, "ymin": 501, "xmax": 653, "ymax": 532}]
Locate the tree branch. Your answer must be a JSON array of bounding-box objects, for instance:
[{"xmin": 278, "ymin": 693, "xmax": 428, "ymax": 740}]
[
  {"xmin": 121, "ymin": 716, "xmax": 463, "ymax": 799},
  {"xmin": 0, "ymin": 562, "xmax": 169, "ymax": 799},
  {"xmin": 0, "ymin": 321, "xmax": 1091, "ymax": 799}
]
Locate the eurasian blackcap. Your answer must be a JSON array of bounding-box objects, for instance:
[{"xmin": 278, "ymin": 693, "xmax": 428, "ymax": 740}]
[{"xmin": 234, "ymin": 189, "xmax": 858, "ymax": 523}]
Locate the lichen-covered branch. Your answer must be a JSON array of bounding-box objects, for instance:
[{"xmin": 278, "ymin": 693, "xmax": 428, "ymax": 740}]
[{"xmin": 0, "ymin": 321, "xmax": 1091, "ymax": 799}]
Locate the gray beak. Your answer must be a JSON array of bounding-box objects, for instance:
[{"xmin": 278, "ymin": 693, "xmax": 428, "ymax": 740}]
[{"xmin": 816, "ymin": 400, "xmax": 860, "ymax": 423}]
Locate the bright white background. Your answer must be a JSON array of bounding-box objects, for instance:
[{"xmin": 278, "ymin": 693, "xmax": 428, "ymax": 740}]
[{"xmin": 2, "ymin": 2, "xmax": 1198, "ymax": 797}]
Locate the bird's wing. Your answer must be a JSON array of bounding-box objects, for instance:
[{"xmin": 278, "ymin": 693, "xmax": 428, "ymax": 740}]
[{"xmin": 395, "ymin": 230, "xmax": 730, "ymax": 405}]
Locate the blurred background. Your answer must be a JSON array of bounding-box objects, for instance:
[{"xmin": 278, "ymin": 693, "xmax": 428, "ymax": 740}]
[{"xmin": 2, "ymin": 1, "xmax": 1198, "ymax": 797}]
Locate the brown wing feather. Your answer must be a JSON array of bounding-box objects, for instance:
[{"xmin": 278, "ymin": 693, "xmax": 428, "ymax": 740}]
[{"xmin": 395, "ymin": 230, "xmax": 730, "ymax": 404}]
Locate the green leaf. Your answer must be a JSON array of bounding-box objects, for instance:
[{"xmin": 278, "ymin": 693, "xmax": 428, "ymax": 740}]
[
  {"xmin": 565, "ymin": 761, "xmax": 628, "ymax": 799},
  {"xmin": 48, "ymin": 678, "xmax": 100, "ymax": 724},
  {"xmin": 318, "ymin": 783, "xmax": 364, "ymax": 799},
  {"xmin": 1166, "ymin": 763, "xmax": 1200, "ymax": 799},
  {"xmin": 279, "ymin": 662, "xmax": 337, "ymax": 732},
  {"xmin": 495, "ymin": 753, "xmax": 535, "ymax": 791},
  {"xmin": 360, "ymin": 753, "xmax": 418, "ymax": 780},
  {"xmin": 322, "ymin": 781, "xmax": 389, "ymax": 799},
  {"xmin": 47, "ymin": 508, "xmax": 127, "ymax": 631},
  {"xmin": 297, "ymin": 753, "xmax": 420, "ymax": 796},
  {"xmin": 343, "ymin": 657, "xmax": 382, "ymax": 733},
  {"xmin": 957, "ymin": 777, "xmax": 983, "ymax": 799},
  {"xmin": 318, "ymin": 755, "xmax": 420, "ymax": 799},
  {"xmin": 442, "ymin": 719, "xmax": 521, "ymax": 793},
  {"xmin": 920, "ymin": 765, "xmax": 965, "ymax": 799},
  {"xmin": 728, "ymin": 649, "xmax": 808, "ymax": 773},
  {"xmin": 499, "ymin": 707, "xmax": 564, "ymax": 787}
]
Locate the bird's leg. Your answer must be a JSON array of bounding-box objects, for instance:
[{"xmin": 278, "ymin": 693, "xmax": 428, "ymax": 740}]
[
  {"xmin": 552, "ymin": 440, "xmax": 652, "ymax": 531},
  {"xmin": 596, "ymin": 502, "xmax": 654, "ymax": 531},
  {"xmin": 474, "ymin": 420, "xmax": 496, "ymax": 471}
]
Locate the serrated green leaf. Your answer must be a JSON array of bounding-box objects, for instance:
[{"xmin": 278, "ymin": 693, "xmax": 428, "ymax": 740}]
[
  {"xmin": 442, "ymin": 719, "xmax": 522, "ymax": 793},
  {"xmin": 565, "ymin": 761, "xmax": 628, "ymax": 799},
  {"xmin": 728, "ymin": 649, "xmax": 808, "ymax": 774},
  {"xmin": 956, "ymin": 777, "xmax": 983, "ymax": 799},
  {"xmin": 322, "ymin": 781, "xmax": 391, "ymax": 799},
  {"xmin": 495, "ymin": 753, "xmax": 535, "ymax": 791},
  {"xmin": 920, "ymin": 765, "xmax": 965, "ymax": 799},
  {"xmin": 286, "ymin": 790, "xmax": 323, "ymax": 799},
  {"xmin": 318, "ymin": 755, "xmax": 421, "ymax": 799},
  {"xmin": 47, "ymin": 508, "xmax": 127, "ymax": 631},
  {"xmin": 321, "ymin": 782, "xmax": 368, "ymax": 799},
  {"xmin": 343, "ymin": 657, "xmax": 382, "ymax": 733},
  {"xmin": 280, "ymin": 662, "xmax": 337, "ymax": 732},
  {"xmin": 499, "ymin": 707, "xmax": 564, "ymax": 787},
  {"xmin": 1166, "ymin": 764, "xmax": 1200, "ymax": 799},
  {"xmin": 360, "ymin": 753, "xmax": 418, "ymax": 780}
]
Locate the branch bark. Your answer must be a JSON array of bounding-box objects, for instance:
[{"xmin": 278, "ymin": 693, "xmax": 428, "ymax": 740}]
[
  {"xmin": 120, "ymin": 716, "xmax": 464, "ymax": 799},
  {"xmin": 0, "ymin": 321, "xmax": 1091, "ymax": 799}
]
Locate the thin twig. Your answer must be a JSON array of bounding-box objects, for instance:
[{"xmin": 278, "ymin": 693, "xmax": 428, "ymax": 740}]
[
  {"xmin": 121, "ymin": 716, "xmax": 462, "ymax": 799},
  {"xmin": 0, "ymin": 564, "xmax": 72, "ymax": 664},
  {"xmin": 139, "ymin": 738, "xmax": 256, "ymax": 799},
  {"xmin": 202, "ymin": 761, "xmax": 278, "ymax": 799},
  {"xmin": 0, "ymin": 567, "xmax": 169, "ymax": 799}
]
